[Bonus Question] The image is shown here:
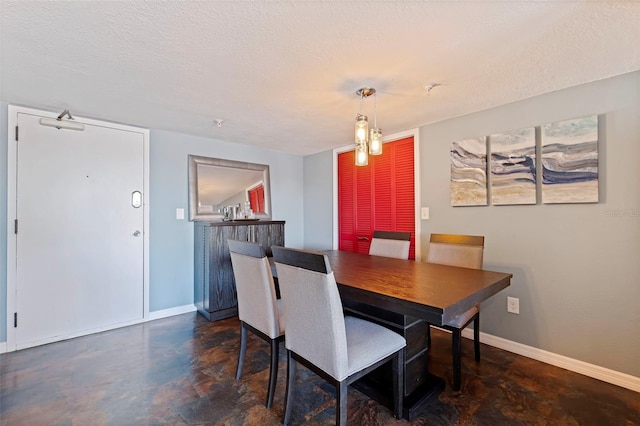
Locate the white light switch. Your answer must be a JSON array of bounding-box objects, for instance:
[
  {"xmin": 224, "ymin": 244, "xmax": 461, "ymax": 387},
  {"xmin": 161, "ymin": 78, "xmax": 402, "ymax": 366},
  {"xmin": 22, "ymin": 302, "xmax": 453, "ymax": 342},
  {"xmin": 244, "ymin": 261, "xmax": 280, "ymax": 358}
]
[
  {"xmin": 421, "ymin": 207, "xmax": 429, "ymax": 220},
  {"xmin": 176, "ymin": 208, "xmax": 185, "ymax": 220}
]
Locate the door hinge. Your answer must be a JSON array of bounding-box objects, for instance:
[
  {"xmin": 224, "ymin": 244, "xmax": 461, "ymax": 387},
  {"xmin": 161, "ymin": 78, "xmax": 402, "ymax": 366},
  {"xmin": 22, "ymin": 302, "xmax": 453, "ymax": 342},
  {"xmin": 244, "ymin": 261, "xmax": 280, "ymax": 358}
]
[
  {"xmin": 15, "ymin": 125, "xmax": 19, "ymax": 141},
  {"xmin": 14, "ymin": 312, "xmax": 18, "ymax": 327},
  {"xmin": 14, "ymin": 219, "xmax": 18, "ymax": 234}
]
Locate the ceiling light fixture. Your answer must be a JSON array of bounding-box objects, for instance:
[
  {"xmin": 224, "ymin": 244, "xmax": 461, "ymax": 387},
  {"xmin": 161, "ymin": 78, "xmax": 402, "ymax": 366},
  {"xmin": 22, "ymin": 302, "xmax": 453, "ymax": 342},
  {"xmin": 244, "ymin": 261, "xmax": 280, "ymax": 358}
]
[
  {"xmin": 354, "ymin": 87, "xmax": 382, "ymax": 166},
  {"xmin": 39, "ymin": 109, "xmax": 85, "ymax": 131}
]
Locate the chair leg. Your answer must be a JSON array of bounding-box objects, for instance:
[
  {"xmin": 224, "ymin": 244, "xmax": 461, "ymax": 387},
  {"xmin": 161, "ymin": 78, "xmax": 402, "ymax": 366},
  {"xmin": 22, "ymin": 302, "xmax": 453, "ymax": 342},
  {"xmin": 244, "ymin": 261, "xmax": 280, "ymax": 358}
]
[
  {"xmin": 283, "ymin": 351, "xmax": 296, "ymax": 426},
  {"xmin": 452, "ymin": 328, "xmax": 462, "ymax": 391},
  {"xmin": 336, "ymin": 380, "xmax": 348, "ymax": 426},
  {"xmin": 392, "ymin": 349, "xmax": 404, "ymax": 419},
  {"xmin": 426, "ymin": 324, "xmax": 432, "ymax": 349},
  {"xmin": 235, "ymin": 322, "xmax": 247, "ymax": 380},
  {"xmin": 265, "ymin": 338, "xmax": 279, "ymax": 408},
  {"xmin": 473, "ymin": 315, "xmax": 481, "ymax": 362}
]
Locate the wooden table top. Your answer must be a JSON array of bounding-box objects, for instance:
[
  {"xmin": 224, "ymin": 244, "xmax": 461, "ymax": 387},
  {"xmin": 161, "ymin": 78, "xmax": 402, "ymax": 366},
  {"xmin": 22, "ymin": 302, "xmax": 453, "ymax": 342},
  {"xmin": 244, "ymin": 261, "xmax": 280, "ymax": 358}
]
[{"xmin": 324, "ymin": 250, "xmax": 512, "ymax": 325}]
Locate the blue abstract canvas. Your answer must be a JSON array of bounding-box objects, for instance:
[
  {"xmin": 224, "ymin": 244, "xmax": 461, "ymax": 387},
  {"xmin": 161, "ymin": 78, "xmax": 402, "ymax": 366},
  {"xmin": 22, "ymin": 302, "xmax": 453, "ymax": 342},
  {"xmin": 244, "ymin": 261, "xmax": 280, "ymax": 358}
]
[
  {"xmin": 450, "ymin": 137, "xmax": 487, "ymax": 206},
  {"xmin": 490, "ymin": 128, "xmax": 536, "ymax": 205},
  {"xmin": 541, "ymin": 115, "xmax": 598, "ymax": 204}
]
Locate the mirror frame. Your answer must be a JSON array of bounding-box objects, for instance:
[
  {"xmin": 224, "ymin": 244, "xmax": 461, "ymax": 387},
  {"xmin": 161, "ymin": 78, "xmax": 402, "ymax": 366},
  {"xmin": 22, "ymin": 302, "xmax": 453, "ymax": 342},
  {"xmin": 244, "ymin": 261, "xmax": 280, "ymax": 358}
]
[{"xmin": 188, "ymin": 155, "xmax": 272, "ymax": 222}]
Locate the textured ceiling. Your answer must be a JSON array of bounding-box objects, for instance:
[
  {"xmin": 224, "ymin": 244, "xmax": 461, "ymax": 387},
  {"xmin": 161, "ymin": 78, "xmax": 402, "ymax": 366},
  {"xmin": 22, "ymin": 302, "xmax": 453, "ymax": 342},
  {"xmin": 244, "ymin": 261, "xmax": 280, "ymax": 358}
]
[{"xmin": 1, "ymin": 1, "xmax": 639, "ymax": 156}]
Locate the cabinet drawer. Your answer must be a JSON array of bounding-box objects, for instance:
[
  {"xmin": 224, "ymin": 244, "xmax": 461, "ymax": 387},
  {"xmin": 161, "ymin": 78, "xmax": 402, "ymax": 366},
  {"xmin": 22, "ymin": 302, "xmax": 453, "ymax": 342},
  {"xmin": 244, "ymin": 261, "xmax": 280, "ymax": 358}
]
[
  {"xmin": 405, "ymin": 320, "xmax": 429, "ymax": 359},
  {"xmin": 404, "ymin": 354, "xmax": 428, "ymax": 396}
]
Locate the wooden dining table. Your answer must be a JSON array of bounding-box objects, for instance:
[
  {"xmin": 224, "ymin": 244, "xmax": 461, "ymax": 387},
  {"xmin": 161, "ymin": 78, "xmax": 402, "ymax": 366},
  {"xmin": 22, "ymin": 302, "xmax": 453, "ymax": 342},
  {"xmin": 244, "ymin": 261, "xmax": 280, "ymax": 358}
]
[{"xmin": 320, "ymin": 250, "xmax": 512, "ymax": 419}]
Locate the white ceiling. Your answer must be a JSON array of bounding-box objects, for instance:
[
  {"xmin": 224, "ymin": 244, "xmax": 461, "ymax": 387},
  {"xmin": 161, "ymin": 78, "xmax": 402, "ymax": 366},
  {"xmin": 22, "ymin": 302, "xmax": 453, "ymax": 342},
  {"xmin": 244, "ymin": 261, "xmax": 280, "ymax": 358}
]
[{"xmin": 2, "ymin": 1, "xmax": 639, "ymax": 156}]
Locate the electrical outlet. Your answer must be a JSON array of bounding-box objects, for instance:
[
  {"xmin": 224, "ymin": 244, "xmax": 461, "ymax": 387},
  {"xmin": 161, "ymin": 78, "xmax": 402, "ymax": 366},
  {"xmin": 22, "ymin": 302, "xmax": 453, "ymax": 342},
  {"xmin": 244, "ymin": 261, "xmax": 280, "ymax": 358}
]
[
  {"xmin": 421, "ymin": 207, "xmax": 429, "ymax": 220},
  {"xmin": 507, "ymin": 297, "xmax": 520, "ymax": 314}
]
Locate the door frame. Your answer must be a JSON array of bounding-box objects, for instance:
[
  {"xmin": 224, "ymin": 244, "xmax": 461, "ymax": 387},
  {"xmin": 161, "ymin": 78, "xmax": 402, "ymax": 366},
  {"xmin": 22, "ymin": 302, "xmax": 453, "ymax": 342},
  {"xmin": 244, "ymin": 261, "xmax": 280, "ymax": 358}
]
[
  {"xmin": 5, "ymin": 105, "xmax": 150, "ymax": 351},
  {"xmin": 332, "ymin": 128, "xmax": 421, "ymax": 260}
]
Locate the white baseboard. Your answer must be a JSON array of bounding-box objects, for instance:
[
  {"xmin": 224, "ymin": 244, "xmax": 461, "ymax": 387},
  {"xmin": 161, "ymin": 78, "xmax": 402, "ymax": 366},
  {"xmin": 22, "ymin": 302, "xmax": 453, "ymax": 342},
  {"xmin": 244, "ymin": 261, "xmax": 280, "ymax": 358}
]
[
  {"xmin": 461, "ymin": 328, "xmax": 640, "ymax": 393},
  {"xmin": 148, "ymin": 304, "xmax": 196, "ymax": 320},
  {"xmin": 0, "ymin": 305, "xmax": 198, "ymax": 354}
]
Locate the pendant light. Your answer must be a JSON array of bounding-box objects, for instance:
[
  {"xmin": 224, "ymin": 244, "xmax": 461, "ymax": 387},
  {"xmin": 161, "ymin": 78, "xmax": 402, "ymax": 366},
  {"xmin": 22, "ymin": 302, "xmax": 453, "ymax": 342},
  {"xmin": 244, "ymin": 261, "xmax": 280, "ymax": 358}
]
[
  {"xmin": 369, "ymin": 91, "xmax": 382, "ymax": 155},
  {"xmin": 355, "ymin": 113, "xmax": 368, "ymax": 145},
  {"xmin": 354, "ymin": 87, "xmax": 382, "ymax": 166},
  {"xmin": 355, "ymin": 139, "xmax": 369, "ymax": 166}
]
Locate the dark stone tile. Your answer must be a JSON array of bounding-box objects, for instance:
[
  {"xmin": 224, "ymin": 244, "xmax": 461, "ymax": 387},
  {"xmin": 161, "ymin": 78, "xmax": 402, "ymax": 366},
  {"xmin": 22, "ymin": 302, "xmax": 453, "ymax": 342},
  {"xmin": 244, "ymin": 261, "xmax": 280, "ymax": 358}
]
[{"xmin": 1, "ymin": 313, "xmax": 638, "ymax": 426}]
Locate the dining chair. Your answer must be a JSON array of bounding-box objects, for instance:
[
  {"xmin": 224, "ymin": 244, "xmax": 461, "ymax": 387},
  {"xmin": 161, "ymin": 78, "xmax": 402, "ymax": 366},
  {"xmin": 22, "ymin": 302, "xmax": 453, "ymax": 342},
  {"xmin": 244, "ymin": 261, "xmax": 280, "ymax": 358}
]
[
  {"xmin": 272, "ymin": 246, "xmax": 406, "ymax": 425},
  {"xmin": 426, "ymin": 233, "xmax": 485, "ymax": 391},
  {"xmin": 228, "ymin": 239, "xmax": 285, "ymax": 408},
  {"xmin": 368, "ymin": 230, "xmax": 411, "ymax": 259}
]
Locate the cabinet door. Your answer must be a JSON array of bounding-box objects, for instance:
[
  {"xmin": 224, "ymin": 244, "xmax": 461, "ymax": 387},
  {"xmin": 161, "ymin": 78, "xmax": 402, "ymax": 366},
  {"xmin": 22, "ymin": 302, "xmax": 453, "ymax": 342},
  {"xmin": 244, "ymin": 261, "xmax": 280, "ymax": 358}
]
[
  {"xmin": 194, "ymin": 225, "xmax": 206, "ymax": 312},
  {"xmin": 252, "ymin": 223, "xmax": 284, "ymax": 256},
  {"xmin": 209, "ymin": 225, "xmax": 243, "ymax": 311}
]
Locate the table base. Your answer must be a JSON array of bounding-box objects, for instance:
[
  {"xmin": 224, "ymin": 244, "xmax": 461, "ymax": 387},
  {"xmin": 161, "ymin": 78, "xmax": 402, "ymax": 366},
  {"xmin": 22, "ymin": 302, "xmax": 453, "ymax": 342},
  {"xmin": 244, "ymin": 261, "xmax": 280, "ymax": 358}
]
[{"xmin": 352, "ymin": 372, "xmax": 445, "ymax": 420}]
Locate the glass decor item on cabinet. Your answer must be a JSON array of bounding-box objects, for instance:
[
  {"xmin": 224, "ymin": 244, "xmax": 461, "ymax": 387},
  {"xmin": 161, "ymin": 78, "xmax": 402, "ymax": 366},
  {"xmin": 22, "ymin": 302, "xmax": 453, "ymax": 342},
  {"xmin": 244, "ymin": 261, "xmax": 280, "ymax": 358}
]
[{"xmin": 188, "ymin": 155, "xmax": 272, "ymax": 221}]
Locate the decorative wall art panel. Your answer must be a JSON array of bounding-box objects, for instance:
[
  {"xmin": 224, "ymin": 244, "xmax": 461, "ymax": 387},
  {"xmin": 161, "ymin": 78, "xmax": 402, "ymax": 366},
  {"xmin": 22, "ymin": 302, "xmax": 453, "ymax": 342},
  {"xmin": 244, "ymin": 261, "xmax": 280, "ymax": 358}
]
[
  {"xmin": 541, "ymin": 115, "xmax": 598, "ymax": 204},
  {"xmin": 490, "ymin": 128, "xmax": 536, "ymax": 205},
  {"xmin": 450, "ymin": 137, "xmax": 488, "ymax": 206}
]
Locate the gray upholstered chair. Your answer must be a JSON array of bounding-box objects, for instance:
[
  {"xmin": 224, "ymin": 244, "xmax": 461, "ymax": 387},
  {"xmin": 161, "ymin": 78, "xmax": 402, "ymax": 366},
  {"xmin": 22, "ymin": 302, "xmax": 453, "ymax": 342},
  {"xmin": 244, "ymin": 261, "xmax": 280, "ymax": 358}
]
[
  {"xmin": 228, "ymin": 239, "xmax": 284, "ymax": 408},
  {"xmin": 368, "ymin": 230, "xmax": 411, "ymax": 259},
  {"xmin": 426, "ymin": 233, "xmax": 485, "ymax": 391},
  {"xmin": 272, "ymin": 246, "xmax": 406, "ymax": 425}
]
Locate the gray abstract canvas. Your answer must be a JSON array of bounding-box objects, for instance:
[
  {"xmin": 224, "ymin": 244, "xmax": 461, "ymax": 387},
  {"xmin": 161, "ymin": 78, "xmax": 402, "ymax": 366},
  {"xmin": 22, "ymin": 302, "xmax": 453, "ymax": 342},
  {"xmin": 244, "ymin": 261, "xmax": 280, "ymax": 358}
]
[{"xmin": 541, "ymin": 115, "xmax": 598, "ymax": 204}]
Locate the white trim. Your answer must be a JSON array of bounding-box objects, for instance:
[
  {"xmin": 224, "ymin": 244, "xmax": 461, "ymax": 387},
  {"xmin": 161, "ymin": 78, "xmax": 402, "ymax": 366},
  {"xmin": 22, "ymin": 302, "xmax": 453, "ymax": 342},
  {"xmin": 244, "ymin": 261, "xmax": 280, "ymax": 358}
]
[
  {"xmin": 142, "ymin": 121, "xmax": 150, "ymax": 321},
  {"xmin": 461, "ymin": 328, "xmax": 640, "ymax": 393},
  {"xmin": 0, "ymin": 306, "xmax": 197, "ymax": 353},
  {"xmin": 332, "ymin": 129, "xmax": 421, "ymax": 258},
  {"xmin": 11, "ymin": 318, "xmax": 147, "ymax": 351},
  {"xmin": 5, "ymin": 105, "xmax": 150, "ymax": 351},
  {"xmin": 148, "ymin": 304, "xmax": 197, "ymax": 320},
  {"xmin": 6, "ymin": 107, "xmax": 17, "ymax": 351}
]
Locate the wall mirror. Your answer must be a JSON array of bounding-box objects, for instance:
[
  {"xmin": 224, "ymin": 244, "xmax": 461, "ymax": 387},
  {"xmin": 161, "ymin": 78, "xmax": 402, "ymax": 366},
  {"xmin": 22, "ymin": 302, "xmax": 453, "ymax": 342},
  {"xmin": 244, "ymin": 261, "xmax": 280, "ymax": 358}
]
[{"xmin": 188, "ymin": 155, "xmax": 272, "ymax": 221}]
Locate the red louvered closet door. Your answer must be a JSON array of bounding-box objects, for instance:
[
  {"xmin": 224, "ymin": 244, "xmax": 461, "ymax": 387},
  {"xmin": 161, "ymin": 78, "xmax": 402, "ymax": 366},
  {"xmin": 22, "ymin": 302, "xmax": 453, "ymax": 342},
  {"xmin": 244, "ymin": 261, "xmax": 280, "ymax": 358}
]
[
  {"xmin": 248, "ymin": 185, "xmax": 265, "ymax": 213},
  {"xmin": 338, "ymin": 137, "xmax": 415, "ymax": 259}
]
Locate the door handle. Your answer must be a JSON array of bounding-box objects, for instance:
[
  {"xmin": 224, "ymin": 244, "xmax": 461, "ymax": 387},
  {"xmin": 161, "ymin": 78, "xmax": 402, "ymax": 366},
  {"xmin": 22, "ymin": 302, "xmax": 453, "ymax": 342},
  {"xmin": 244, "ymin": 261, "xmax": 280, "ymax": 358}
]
[
  {"xmin": 133, "ymin": 230, "xmax": 141, "ymax": 237},
  {"xmin": 357, "ymin": 236, "xmax": 370, "ymax": 241}
]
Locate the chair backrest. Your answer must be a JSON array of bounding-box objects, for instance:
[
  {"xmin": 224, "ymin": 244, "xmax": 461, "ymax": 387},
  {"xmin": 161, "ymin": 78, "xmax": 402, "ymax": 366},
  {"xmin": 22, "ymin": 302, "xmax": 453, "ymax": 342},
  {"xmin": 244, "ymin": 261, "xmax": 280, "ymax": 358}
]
[
  {"xmin": 228, "ymin": 239, "xmax": 281, "ymax": 338},
  {"xmin": 426, "ymin": 233, "xmax": 484, "ymax": 269},
  {"xmin": 368, "ymin": 230, "xmax": 411, "ymax": 260},
  {"xmin": 272, "ymin": 246, "xmax": 349, "ymax": 380}
]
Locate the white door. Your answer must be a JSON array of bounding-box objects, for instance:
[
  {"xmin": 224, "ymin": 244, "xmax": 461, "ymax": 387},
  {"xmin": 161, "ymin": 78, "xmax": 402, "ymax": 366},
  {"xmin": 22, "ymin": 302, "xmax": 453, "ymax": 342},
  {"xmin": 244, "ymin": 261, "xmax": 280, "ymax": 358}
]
[{"xmin": 10, "ymin": 108, "xmax": 147, "ymax": 349}]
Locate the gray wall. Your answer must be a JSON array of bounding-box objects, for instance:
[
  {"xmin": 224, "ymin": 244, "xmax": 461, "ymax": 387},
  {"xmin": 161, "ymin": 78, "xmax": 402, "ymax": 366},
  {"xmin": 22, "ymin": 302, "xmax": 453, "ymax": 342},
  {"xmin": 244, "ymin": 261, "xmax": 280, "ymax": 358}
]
[
  {"xmin": 303, "ymin": 71, "xmax": 640, "ymax": 377},
  {"xmin": 0, "ymin": 118, "xmax": 304, "ymax": 341},
  {"xmin": 303, "ymin": 150, "xmax": 334, "ymax": 250},
  {"xmin": 149, "ymin": 129, "xmax": 304, "ymax": 311},
  {"xmin": 420, "ymin": 71, "xmax": 639, "ymax": 377}
]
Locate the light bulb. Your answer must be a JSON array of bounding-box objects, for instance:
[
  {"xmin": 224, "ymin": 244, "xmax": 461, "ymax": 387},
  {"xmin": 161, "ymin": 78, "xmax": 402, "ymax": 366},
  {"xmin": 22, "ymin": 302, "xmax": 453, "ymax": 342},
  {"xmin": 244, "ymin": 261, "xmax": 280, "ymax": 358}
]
[
  {"xmin": 355, "ymin": 142, "xmax": 368, "ymax": 166},
  {"xmin": 369, "ymin": 128, "xmax": 382, "ymax": 155},
  {"xmin": 355, "ymin": 114, "xmax": 368, "ymax": 145}
]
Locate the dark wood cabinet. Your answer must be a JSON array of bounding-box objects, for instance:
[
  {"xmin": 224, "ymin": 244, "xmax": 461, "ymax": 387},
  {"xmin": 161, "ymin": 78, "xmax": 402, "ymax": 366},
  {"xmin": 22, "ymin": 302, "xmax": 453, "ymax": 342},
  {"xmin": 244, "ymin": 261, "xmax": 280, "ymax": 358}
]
[{"xmin": 194, "ymin": 221, "xmax": 285, "ymax": 321}]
